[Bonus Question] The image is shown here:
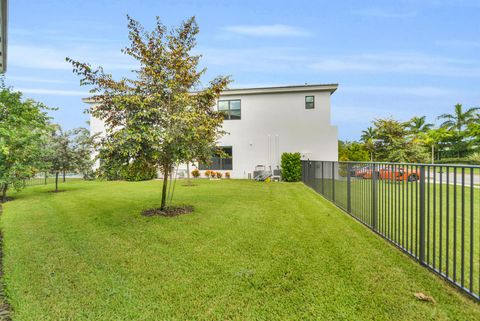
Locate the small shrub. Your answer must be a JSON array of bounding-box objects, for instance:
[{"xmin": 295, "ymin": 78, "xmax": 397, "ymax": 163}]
[
  {"xmin": 439, "ymin": 157, "xmax": 480, "ymax": 165},
  {"xmin": 467, "ymin": 152, "xmax": 480, "ymax": 164},
  {"xmin": 121, "ymin": 161, "xmax": 157, "ymax": 181},
  {"xmin": 192, "ymin": 169, "xmax": 200, "ymax": 178},
  {"xmin": 225, "ymin": 172, "xmax": 231, "ymax": 179},
  {"xmin": 216, "ymin": 172, "xmax": 222, "ymax": 179},
  {"xmin": 281, "ymin": 152, "xmax": 302, "ymax": 182},
  {"xmin": 204, "ymin": 170, "xmax": 211, "ymax": 178}
]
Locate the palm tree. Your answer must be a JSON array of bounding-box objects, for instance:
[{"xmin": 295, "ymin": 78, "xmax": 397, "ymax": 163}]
[
  {"xmin": 360, "ymin": 127, "xmax": 376, "ymax": 161},
  {"xmin": 407, "ymin": 116, "xmax": 433, "ymax": 134},
  {"xmin": 438, "ymin": 103, "xmax": 480, "ymax": 133},
  {"xmin": 360, "ymin": 127, "xmax": 376, "ymax": 142}
]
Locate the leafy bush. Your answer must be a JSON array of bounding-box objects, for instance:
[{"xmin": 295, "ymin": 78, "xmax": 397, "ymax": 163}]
[
  {"xmin": 191, "ymin": 169, "xmax": 200, "ymax": 178},
  {"xmin": 225, "ymin": 172, "xmax": 230, "ymax": 179},
  {"xmin": 120, "ymin": 161, "xmax": 158, "ymax": 181},
  {"xmin": 438, "ymin": 157, "xmax": 480, "ymax": 165},
  {"xmin": 216, "ymin": 172, "xmax": 222, "ymax": 179},
  {"xmin": 467, "ymin": 152, "xmax": 480, "ymax": 164},
  {"xmin": 204, "ymin": 170, "xmax": 211, "ymax": 178},
  {"xmin": 281, "ymin": 152, "xmax": 302, "ymax": 182}
]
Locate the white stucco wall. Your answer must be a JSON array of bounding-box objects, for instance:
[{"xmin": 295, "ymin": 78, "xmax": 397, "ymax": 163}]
[
  {"xmin": 88, "ymin": 85, "xmax": 338, "ymax": 179},
  {"xmin": 214, "ymin": 90, "xmax": 337, "ymax": 178}
]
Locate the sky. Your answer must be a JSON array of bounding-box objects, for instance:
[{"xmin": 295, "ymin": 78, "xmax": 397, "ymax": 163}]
[{"xmin": 5, "ymin": 0, "xmax": 480, "ymax": 140}]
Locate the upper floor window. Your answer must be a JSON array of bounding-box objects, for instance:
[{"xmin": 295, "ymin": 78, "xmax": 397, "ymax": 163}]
[
  {"xmin": 218, "ymin": 99, "xmax": 241, "ymax": 120},
  {"xmin": 305, "ymin": 96, "xmax": 315, "ymax": 109}
]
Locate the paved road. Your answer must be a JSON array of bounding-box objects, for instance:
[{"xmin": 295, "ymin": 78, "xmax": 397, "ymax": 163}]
[{"xmin": 428, "ymin": 169, "xmax": 480, "ymax": 187}]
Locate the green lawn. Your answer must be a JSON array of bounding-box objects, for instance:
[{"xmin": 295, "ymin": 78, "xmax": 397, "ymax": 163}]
[
  {"xmin": 1, "ymin": 180, "xmax": 479, "ymax": 320},
  {"xmin": 308, "ymin": 176, "xmax": 480, "ymax": 295}
]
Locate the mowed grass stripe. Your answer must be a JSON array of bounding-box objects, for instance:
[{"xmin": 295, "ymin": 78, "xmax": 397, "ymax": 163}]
[{"xmin": 1, "ymin": 180, "xmax": 479, "ymax": 320}]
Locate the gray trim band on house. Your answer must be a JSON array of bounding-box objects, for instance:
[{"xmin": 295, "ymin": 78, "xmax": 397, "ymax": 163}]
[{"xmin": 82, "ymin": 83, "xmax": 339, "ymax": 103}]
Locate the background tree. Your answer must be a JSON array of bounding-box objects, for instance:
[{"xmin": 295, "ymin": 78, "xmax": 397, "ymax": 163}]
[
  {"xmin": 338, "ymin": 140, "xmax": 370, "ymax": 162},
  {"xmin": 67, "ymin": 16, "xmax": 230, "ymax": 211},
  {"xmin": 438, "ymin": 104, "xmax": 479, "ymax": 157},
  {"xmin": 45, "ymin": 126, "xmax": 75, "ymax": 192},
  {"xmin": 44, "ymin": 126, "xmax": 96, "ymax": 191},
  {"xmin": 406, "ymin": 116, "xmax": 433, "ymax": 135},
  {"xmin": 372, "ymin": 118, "xmax": 428, "ymax": 163},
  {"xmin": 438, "ymin": 103, "xmax": 479, "ymax": 133},
  {"xmin": 0, "ymin": 88, "xmax": 52, "ymax": 202},
  {"xmin": 70, "ymin": 127, "xmax": 96, "ymax": 180},
  {"xmin": 360, "ymin": 126, "xmax": 376, "ymax": 161}
]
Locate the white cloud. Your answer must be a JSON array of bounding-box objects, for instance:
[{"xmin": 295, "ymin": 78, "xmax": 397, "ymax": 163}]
[
  {"xmin": 17, "ymin": 88, "xmax": 88, "ymax": 96},
  {"xmin": 310, "ymin": 53, "xmax": 480, "ymax": 77},
  {"xmin": 202, "ymin": 45, "xmax": 480, "ymax": 77},
  {"xmin": 223, "ymin": 24, "xmax": 311, "ymax": 37},
  {"xmin": 200, "ymin": 46, "xmax": 308, "ymax": 72},
  {"xmin": 7, "ymin": 75, "xmax": 69, "ymax": 84},
  {"xmin": 352, "ymin": 8, "xmax": 417, "ymax": 18},
  {"xmin": 9, "ymin": 44, "xmax": 137, "ymax": 71},
  {"xmin": 343, "ymin": 85, "xmax": 462, "ymax": 98}
]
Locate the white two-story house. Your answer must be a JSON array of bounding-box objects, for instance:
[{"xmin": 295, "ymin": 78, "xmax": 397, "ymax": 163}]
[{"xmin": 88, "ymin": 83, "xmax": 339, "ymax": 179}]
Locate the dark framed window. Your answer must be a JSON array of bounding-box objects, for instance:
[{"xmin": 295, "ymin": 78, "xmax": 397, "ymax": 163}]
[
  {"xmin": 305, "ymin": 96, "xmax": 315, "ymax": 109},
  {"xmin": 199, "ymin": 146, "xmax": 233, "ymax": 170},
  {"xmin": 218, "ymin": 99, "xmax": 241, "ymax": 120}
]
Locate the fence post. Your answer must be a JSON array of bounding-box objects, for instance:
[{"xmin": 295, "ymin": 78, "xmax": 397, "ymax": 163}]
[
  {"xmin": 44, "ymin": 172, "xmax": 47, "ymax": 185},
  {"xmin": 372, "ymin": 163, "xmax": 377, "ymax": 230},
  {"xmin": 419, "ymin": 165, "xmax": 426, "ymax": 265},
  {"xmin": 332, "ymin": 162, "xmax": 335, "ymax": 202},
  {"xmin": 347, "ymin": 163, "xmax": 351, "ymax": 213},
  {"xmin": 321, "ymin": 161, "xmax": 325, "ymax": 195}
]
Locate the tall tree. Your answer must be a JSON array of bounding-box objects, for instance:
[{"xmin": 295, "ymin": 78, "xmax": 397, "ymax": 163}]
[
  {"xmin": 438, "ymin": 104, "xmax": 479, "ymax": 157},
  {"xmin": 372, "ymin": 118, "xmax": 428, "ymax": 163},
  {"xmin": 45, "ymin": 126, "xmax": 74, "ymax": 192},
  {"xmin": 67, "ymin": 16, "xmax": 230, "ymax": 210},
  {"xmin": 360, "ymin": 127, "xmax": 376, "ymax": 161},
  {"xmin": 360, "ymin": 126, "xmax": 376, "ymax": 142},
  {"xmin": 44, "ymin": 126, "xmax": 95, "ymax": 191},
  {"xmin": 438, "ymin": 103, "xmax": 479, "ymax": 133},
  {"xmin": 338, "ymin": 140, "xmax": 369, "ymax": 162},
  {"xmin": 406, "ymin": 116, "xmax": 433, "ymax": 135},
  {"xmin": 70, "ymin": 127, "xmax": 96, "ymax": 179},
  {"xmin": 0, "ymin": 88, "xmax": 52, "ymax": 202}
]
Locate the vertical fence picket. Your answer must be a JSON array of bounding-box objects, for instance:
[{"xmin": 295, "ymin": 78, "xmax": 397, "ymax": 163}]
[{"xmin": 301, "ymin": 160, "xmax": 479, "ymax": 301}]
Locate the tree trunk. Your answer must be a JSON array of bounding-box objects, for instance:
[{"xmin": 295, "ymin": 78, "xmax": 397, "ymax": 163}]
[
  {"xmin": 63, "ymin": 170, "xmax": 66, "ymax": 182},
  {"xmin": 1, "ymin": 184, "xmax": 7, "ymax": 203},
  {"xmin": 186, "ymin": 163, "xmax": 191, "ymax": 185},
  {"xmin": 55, "ymin": 172, "xmax": 59, "ymax": 192},
  {"xmin": 431, "ymin": 145, "xmax": 434, "ymax": 164},
  {"xmin": 160, "ymin": 166, "xmax": 169, "ymax": 210}
]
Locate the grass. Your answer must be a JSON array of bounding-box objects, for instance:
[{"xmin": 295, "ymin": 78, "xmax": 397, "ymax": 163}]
[
  {"xmin": 308, "ymin": 175, "xmax": 480, "ymax": 295},
  {"xmin": 1, "ymin": 179, "xmax": 479, "ymax": 320}
]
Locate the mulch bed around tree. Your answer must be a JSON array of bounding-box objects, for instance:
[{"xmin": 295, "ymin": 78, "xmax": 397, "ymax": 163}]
[
  {"xmin": 47, "ymin": 190, "xmax": 66, "ymax": 193},
  {"xmin": 0, "ymin": 198, "xmax": 14, "ymax": 204},
  {"xmin": 142, "ymin": 206, "xmax": 194, "ymax": 217}
]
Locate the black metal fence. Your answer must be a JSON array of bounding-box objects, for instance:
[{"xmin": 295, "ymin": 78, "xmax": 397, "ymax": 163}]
[
  {"xmin": 22, "ymin": 173, "xmax": 78, "ymax": 187},
  {"xmin": 302, "ymin": 160, "xmax": 480, "ymax": 301}
]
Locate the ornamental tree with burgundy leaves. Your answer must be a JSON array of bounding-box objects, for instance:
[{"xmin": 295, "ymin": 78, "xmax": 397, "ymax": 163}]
[{"xmin": 67, "ymin": 16, "xmax": 230, "ymax": 210}]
